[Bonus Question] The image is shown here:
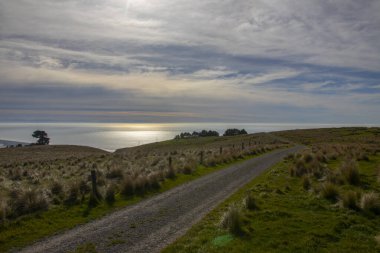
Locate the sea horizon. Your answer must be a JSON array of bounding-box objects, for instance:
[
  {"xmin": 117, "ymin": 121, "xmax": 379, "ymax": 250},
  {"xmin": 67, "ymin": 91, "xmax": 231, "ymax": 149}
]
[{"xmin": 1, "ymin": 122, "xmax": 379, "ymax": 152}]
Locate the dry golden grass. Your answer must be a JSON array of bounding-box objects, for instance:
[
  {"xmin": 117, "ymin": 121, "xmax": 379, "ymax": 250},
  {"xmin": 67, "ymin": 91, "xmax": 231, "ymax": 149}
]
[{"xmin": 0, "ymin": 133, "xmax": 289, "ymax": 221}]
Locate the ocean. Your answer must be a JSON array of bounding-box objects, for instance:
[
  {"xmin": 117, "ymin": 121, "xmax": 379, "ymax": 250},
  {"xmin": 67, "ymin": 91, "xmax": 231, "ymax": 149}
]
[{"xmin": 0, "ymin": 122, "xmax": 377, "ymax": 152}]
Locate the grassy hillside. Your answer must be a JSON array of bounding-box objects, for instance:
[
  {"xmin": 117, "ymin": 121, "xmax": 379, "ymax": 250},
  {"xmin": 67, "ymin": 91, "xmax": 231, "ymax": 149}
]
[
  {"xmin": 164, "ymin": 127, "xmax": 380, "ymax": 253},
  {"xmin": 0, "ymin": 133, "xmax": 288, "ymax": 252}
]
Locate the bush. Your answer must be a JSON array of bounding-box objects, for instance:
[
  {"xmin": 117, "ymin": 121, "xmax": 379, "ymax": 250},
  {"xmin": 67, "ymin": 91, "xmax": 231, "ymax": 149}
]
[
  {"xmin": 243, "ymin": 194, "xmax": 258, "ymax": 210},
  {"xmin": 121, "ymin": 176, "xmax": 135, "ymax": 197},
  {"xmin": 360, "ymin": 192, "xmax": 380, "ymax": 214},
  {"xmin": 321, "ymin": 182, "xmax": 339, "ymax": 202},
  {"xmin": 342, "ymin": 191, "xmax": 359, "ymax": 210},
  {"xmin": 220, "ymin": 205, "xmax": 243, "ymax": 235}
]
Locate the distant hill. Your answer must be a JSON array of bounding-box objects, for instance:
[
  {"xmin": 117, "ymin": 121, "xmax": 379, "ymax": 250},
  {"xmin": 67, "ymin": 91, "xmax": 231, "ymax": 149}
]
[
  {"xmin": 0, "ymin": 139, "xmax": 31, "ymax": 147},
  {"xmin": 0, "ymin": 144, "xmax": 109, "ymax": 164}
]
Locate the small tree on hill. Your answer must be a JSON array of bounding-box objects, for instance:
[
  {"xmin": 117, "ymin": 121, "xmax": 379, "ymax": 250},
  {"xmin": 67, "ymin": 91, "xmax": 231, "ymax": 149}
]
[{"xmin": 32, "ymin": 130, "xmax": 50, "ymax": 145}]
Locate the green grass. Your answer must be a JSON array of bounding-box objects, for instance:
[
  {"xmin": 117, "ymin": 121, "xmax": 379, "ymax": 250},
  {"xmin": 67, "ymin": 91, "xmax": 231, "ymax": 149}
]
[
  {"xmin": 71, "ymin": 243, "xmax": 98, "ymax": 253},
  {"xmin": 0, "ymin": 150, "xmax": 278, "ymax": 252},
  {"xmin": 163, "ymin": 155, "xmax": 380, "ymax": 253}
]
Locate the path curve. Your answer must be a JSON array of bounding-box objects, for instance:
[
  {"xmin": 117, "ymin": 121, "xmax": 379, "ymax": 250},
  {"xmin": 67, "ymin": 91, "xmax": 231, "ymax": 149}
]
[{"xmin": 18, "ymin": 146, "xmax": 303, "ymax": 253}]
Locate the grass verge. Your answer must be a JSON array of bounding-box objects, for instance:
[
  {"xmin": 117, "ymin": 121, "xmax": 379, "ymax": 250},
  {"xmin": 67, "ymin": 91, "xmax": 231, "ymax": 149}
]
[
  {"xmin": 0, "ymin": 149, "xmax": 282, "ymax": 252},
  {"xmin": 163, "ymin": 155, "xmax": 380, "ymax": 253}
]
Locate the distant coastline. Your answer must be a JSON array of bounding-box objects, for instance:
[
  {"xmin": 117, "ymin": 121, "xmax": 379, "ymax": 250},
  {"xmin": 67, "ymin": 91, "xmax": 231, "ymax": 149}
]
[
  {"xmin": 1, "ymin": 122, "xmax": 380, "ymax": 151},
  {"xmin": 0, "ymin": 139, "xmax": 31, "ymax": 148}
]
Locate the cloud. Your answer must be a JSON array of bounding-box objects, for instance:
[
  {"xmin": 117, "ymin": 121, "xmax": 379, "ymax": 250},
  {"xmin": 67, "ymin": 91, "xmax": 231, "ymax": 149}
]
[{"xmin": 0, "ymin": 0, "xmax": 379, "ymax": 123}]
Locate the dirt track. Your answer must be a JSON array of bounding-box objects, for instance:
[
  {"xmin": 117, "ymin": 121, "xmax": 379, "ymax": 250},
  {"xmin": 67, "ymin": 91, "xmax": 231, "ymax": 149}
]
[{"xmin": 18, "ymin": 146, "xmax": 302, "ymax": 253}]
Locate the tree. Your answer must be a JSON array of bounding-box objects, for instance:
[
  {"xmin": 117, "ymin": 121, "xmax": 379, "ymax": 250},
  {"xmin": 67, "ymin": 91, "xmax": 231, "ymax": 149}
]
[
  {"xmin": 32, "ymin": 130, "xmax": 50, "ymax": 145},
  {"xmin": 223, "ymin": 128, "xmax": 248, "ymax": 136}
]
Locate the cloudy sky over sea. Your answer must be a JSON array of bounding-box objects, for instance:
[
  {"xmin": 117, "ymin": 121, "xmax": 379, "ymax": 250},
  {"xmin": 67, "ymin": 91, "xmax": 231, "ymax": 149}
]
[{"xmin": 1, "ymin": 0, "xmax": 379, "ymax": 123}]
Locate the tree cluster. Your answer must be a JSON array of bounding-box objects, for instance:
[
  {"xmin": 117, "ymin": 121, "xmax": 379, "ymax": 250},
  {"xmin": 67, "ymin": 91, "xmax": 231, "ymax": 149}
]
[
  {"xmin": 223, "ymin": 128, "xmax": 248, "ymax": 136},
  {"xmin": 175, "ymin": 130, "xmax": 220, "ymax": 139}
]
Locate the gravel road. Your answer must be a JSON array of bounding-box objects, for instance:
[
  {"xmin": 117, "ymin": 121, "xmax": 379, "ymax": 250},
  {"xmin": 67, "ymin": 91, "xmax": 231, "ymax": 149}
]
[{"xmin": 18, "ymin": 146, "xmax": 302, "ymax": 253}]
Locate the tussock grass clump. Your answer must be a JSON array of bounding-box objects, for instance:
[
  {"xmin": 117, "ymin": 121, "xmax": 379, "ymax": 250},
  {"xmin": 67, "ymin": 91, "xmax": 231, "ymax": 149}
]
[
  {"xmin": 50, "ymin": 181, "xmax": 63, "ymax": 196},
  {"xmin": 0, "ymin": 200, "xmax": 8, "ymax": 225},
  {"xmin": 65, "ymin": 183, "xmax": 80, "ymax": 206},
  {"xmin": 166, "ymin": 166, "xmax": 176, "ymax": 179},
  {"xmin": 357, "ymin": 152, "xmax": 369, "ymax": 161},
  {"xmin": 360, "ymin": 192, "xmax": 380, "ymax": 214},
  {"xmin": 220, "ymin": 205, "xmax": 243, "ymax": 235},
  {"xmin": 134, "ymin": 176, "xmax": 148, "ymax": 195},
  {"xmin": 106, "ymin": 168, "xmax": 123, "ymax": 179},
  {"xmin": 147, "ymin": 173, "xmax": 160, "ymax": 190},
  {"xmin": 121, "ymin": 176, "xmax": 135, "ymax": 197},
  {"xmin": 182, "ymin": 164, "xmax": 194, "ymax": 175},
  {"xmin": 327, "ymin": 171, "xmax": 345, "ymax": 185},
  {"xmin": 321, "ymin": 182, "xmax": 339, "ymax": 202},
  {"xmin": 9, "ymin": 189, "xmax": 49, "ymax": 217},
  {"xmin": 79, "ymin": 180, "xmax": 91, "ymax": 201},
  {"xmin": 303, "ymin": 153, "xmax": 314, "ymax": 163},
  {"xmin": 340, "ymin": 160, "xmax": 360, "ymax": 185},
  {"xmin": 342, "ymin": 191, "xmax": 359, "ymax": 210},
  {"xmin": 302, "ymin": 176, "xmax": 311, "ymax": 190},
  {"xmin": 243, "ymin": 194, "xmax": 258, "ymax": 210},
  {"xmin": 105, "ymin": 185, "xmax": 116, "ymax": 205},
  {"xmin": 292, "ymin": 159, "xmax": 308, "ymax": 177}
]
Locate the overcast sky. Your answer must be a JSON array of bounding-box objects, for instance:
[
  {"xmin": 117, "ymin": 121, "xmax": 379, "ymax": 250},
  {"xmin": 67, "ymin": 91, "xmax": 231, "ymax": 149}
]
[{"xmin": 1, "ymin": 0, "xmax": 379, "ymax": 123}]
